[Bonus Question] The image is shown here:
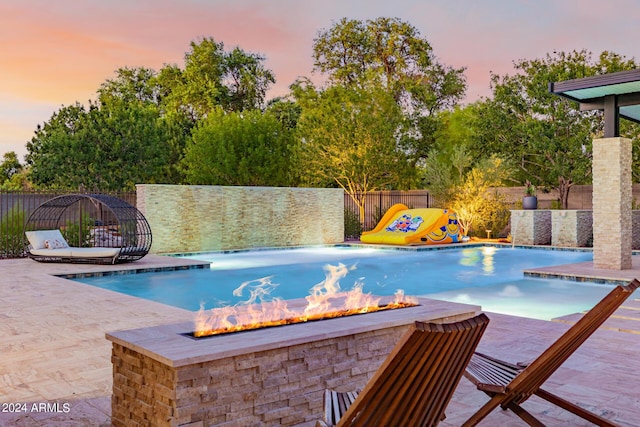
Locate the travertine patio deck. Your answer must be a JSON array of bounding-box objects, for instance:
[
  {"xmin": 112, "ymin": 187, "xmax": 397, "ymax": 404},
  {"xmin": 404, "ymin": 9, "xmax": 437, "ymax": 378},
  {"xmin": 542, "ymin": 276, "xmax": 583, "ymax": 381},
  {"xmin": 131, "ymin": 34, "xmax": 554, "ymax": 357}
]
[{"xmin": 0, "ymin": 252, "xmax": 639, "ymax": 426}]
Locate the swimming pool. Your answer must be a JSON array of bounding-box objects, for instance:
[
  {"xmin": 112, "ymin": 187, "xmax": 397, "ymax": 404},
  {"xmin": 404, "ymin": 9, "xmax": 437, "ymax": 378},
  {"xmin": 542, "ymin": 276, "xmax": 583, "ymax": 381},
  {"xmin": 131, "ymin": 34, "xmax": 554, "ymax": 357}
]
[{"xmin": 72, "ymin": 245, "xmax": 612, "ymax": 320}]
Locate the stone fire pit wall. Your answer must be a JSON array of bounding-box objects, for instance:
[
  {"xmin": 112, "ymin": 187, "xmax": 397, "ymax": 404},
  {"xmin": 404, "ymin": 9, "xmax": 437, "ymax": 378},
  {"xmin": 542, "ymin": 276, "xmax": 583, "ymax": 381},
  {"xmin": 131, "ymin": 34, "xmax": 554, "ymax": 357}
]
[{"xmin": 107, "ymin": 298, "xmax": 479, "ymax": 426}]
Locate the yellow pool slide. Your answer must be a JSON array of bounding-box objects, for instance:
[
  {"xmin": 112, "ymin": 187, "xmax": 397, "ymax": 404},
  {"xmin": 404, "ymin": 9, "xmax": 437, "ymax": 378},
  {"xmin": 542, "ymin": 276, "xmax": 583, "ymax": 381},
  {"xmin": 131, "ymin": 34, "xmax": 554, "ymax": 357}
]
[{"xmin": 360, "ymin": 204, "xmax": 463, "ymax": 245}]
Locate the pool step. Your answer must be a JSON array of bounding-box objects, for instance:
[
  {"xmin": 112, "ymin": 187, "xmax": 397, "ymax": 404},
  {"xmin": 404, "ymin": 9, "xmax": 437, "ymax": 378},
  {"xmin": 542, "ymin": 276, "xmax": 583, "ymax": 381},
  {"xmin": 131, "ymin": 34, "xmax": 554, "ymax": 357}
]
[{"xmin": 552, "ymin": 298, "xmax": 640, "ymax": 334}]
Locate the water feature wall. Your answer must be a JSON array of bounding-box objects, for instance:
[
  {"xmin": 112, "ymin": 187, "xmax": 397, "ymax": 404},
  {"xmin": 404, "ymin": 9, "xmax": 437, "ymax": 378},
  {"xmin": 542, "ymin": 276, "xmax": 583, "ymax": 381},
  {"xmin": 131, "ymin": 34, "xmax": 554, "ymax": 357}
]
[
  {"xmin": 511, "ymin": 210, "xmax": 552, "ymax": 245},
  {"xmin": 513, "ymin": 209, "xmax": 640, "ymax": 249},
  {"xmin": 551, "ymin": 210, "xmax": 593, "ymax": 247},
  {"xmin": 136, "ymin": 185, "xmax": 344, "ymax": 253}
]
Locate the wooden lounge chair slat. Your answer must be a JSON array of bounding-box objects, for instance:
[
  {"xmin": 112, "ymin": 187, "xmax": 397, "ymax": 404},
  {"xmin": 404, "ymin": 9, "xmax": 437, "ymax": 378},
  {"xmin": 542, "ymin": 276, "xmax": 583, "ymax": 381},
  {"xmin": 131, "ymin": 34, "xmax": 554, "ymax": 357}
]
[
  {"xmin": 397, "ymin": 331, "xmax": 455, "ymax": 425},
  {"xmin": 466, "ymin": 353, "xmax": 522, "ymax": 392},
  {"xmin": 386, "ymin": 321, "xmax": 474, "ymax": 426},
  {"xmin": 320, "ymin": 314, "xmax": 490, "ymax": 427},
  {"xmin": 462, "ymin": 278, "xmax": 640, "ymax": 426},
  {"xmin": 418, "ymin": 323, "xmax": 479, "ymax": 426}
]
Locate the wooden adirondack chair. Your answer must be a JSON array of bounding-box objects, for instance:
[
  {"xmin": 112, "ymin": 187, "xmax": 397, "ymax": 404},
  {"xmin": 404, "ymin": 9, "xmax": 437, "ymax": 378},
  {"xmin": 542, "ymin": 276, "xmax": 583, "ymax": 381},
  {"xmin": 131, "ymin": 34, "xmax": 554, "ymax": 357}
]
[
  {"xmin": 318, "ymin": 313, "xmax": 490, "ymax": 427},
  {"xmin": 462, "ymin": 278, "xmax": 640, "ymax": 427}
]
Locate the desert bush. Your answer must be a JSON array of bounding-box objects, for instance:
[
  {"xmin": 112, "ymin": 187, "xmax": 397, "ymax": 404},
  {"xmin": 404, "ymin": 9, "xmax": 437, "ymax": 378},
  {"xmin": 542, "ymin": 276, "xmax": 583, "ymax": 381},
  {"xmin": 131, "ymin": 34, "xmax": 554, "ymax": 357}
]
[
  {"xmin": 1, "ymin": 204, "xmax": 27, "ymax": 257},
  {"xmin": 344, "ymin": 207, "xmax": 363, "ymax": 240}
]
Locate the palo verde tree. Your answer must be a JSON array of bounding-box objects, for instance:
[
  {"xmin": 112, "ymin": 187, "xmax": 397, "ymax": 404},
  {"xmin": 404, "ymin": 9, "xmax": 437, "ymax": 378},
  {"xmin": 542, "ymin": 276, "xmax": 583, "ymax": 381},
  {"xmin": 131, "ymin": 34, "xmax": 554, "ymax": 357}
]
[
  {"xmin": 470, "ymin": 50, "xmax": 638, "ymax": 208},
  {"xmin": 293, "ymin": 79, "xmax": 414, "ymax": 224},
  {"xmin": 312, "ymin": 17, "xmax": 467, "ymax": 166}
]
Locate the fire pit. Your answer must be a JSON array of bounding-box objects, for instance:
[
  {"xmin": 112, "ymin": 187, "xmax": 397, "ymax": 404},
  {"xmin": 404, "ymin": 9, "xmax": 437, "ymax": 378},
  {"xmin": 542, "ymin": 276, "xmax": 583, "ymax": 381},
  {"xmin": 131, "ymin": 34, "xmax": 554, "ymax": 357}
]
[
  {"xmin": 184, "ymin": 299, "xmax": 417, "ymax": 339},
  {"xmin": 106, "ymin": 296, "xmax": 480, "ymax": 426},
  {"xmin": 192, "ymin": 284, "xmax": 419, "ymax": 338}
]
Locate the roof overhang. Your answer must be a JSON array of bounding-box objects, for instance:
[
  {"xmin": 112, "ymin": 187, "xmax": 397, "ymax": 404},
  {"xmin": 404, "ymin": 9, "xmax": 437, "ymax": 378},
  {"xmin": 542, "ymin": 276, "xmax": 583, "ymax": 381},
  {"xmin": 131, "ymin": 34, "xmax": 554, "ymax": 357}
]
[{"xmin": 549, "ymin": 68, "xmax": 640, "ymax": 137}]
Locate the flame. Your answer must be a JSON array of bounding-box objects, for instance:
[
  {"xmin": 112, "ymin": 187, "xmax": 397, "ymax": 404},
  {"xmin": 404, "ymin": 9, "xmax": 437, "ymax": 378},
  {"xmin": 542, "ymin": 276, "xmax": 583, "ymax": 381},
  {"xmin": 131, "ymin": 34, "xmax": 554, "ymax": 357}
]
[{"xmin": 193, "ymin": 263, "xmax": 418, "ymax": 338}]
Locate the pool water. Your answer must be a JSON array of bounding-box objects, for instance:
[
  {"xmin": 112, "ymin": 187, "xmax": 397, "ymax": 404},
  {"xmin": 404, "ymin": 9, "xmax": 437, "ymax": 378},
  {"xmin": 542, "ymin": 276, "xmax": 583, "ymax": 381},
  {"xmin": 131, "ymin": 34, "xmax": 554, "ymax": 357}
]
[{"xmin": 72, "ymin": 246, "xmax": 610, "ymax": 320}]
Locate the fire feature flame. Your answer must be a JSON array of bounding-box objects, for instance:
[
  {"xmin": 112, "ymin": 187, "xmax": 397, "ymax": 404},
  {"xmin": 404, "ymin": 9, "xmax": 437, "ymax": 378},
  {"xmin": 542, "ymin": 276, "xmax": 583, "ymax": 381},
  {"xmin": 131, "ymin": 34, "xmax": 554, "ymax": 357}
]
[{"xmin": 193, "ymin": 262, "xmax": 418, "ymax": 338}]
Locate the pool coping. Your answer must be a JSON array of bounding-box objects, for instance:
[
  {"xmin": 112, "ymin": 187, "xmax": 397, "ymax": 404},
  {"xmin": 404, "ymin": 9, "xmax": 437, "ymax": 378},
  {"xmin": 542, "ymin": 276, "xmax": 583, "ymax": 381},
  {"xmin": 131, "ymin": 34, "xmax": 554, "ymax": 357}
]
[{"xmin": 56, "ymin": 262, "xmax": 209, "ymax": 280}]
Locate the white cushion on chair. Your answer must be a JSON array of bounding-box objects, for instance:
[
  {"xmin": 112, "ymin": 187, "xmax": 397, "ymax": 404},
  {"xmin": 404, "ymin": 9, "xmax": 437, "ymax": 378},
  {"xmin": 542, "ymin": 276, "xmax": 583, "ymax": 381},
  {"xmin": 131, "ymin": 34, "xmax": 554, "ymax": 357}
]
[
  {"xmin": 25, "ymin": 230, "xmax": 69, "ymax": 249},
  {"xmin": 29, "ymin": 247, "xmax": 120, "ymax": 258}
]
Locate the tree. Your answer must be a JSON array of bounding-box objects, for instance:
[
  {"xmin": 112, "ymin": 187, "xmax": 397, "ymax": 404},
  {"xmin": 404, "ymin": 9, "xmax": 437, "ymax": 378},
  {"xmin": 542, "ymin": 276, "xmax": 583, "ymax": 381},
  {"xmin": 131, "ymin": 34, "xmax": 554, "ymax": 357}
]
[
  {"xmin": 450, "ymin": 158, "xmax": 512, "ymax": 237},
  {"xmin": 265, "ymin": 97, "xmax": 301, "ymax": 131},
  {"xmin": 224, "ymin": 46, "xmax": 276, "ymax": 112},
  {"xmin": 25, "ymin": 37, "xmax": 280, "ymax": 190},
  {"xmin": 97, "ymin": 66, "xmax": 159, "ymax": 105},
  {"xmin": 294, "ymin": 80, "xmax": 414, "ymax": 223},
  {"xmin": 26, "ymin": 100, "xmax": 175, "ymax": 190},
  {"xmin": 0, "ymin": 152, "xmax": 23, "ymax": 185},
  {"xmin": 182, "ymin": 109, "xmax": 299, "ymax": 186},
  {"xmin": 471, "ymin": 50, "xmax": 638, "ymax": 208},
  {"xmin": 312, "ymin": 17, "xmax": 466, "ymax": 164},
  {"xmin": 26, "ymin": 103, "xmax": 87, "ymax": 188},
  {"xmin": 421, "ymin": 141, "xmax": 512, "ymax": 237},
  {"xmin": 160, "ymin": 37, "xmax": 275, "ymax": 121}
]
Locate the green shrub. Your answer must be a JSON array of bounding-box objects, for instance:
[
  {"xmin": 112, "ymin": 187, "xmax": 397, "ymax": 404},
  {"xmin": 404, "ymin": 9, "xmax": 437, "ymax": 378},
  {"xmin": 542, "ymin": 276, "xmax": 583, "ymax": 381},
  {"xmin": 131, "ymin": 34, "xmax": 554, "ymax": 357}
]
[
  {"xmin": 468, "ymin": 192, "xmax": 511, "ymax": 238},
  {"xmin": 61, "ymin": 213, "xmax": 94, "ymax": 247},
  {"xmin": 0, "ymin": 204, "xmax": 27, "ymax": 257},
  {"xmin": 344, "ymin": 208, "xmax": 363, "ymax": 240},
  {"xmin": 371, "ymin": 206, "xmax": 385, "ymax": 230}
]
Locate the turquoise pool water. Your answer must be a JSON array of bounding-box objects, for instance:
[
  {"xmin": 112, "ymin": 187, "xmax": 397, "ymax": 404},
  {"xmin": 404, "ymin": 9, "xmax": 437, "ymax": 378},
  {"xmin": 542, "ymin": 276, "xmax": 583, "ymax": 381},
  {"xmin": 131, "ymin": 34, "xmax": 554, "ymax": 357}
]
[{"xmin": 72, "ymin": 246, "xmax": 611, "ymax": 320}]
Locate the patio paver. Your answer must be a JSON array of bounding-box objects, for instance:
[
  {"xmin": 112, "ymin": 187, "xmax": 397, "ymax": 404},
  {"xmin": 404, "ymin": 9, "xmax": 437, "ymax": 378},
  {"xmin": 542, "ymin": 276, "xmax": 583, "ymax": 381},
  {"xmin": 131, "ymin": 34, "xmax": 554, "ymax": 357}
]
[{"xmin": 1, "ymin": 252, "xmax": 639, "ymax": 426}]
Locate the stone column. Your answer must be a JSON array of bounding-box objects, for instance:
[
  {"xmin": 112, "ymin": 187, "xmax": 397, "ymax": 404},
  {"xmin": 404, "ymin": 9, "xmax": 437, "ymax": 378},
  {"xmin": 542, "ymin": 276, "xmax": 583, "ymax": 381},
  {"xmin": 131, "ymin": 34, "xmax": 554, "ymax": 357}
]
[{"xmin": 592, "ymin": 137, "xmax": 632, "ymax": 269}]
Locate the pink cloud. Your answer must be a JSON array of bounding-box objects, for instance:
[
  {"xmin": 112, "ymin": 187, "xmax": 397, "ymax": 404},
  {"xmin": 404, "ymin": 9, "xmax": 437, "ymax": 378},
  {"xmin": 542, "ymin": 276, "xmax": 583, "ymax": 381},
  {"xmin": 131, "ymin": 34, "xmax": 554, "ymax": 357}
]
[{"xmin": 0, "ymin": 0, "xmax": 318, "ymax": 105}]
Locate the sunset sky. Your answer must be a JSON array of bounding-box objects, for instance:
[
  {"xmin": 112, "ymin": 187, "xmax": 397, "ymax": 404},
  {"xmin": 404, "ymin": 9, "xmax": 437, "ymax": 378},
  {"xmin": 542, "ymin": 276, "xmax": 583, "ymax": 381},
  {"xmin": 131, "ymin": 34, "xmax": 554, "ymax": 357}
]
[{"xmin": 1, "ymin": 0, "xmax": 638, "ymax": 159}]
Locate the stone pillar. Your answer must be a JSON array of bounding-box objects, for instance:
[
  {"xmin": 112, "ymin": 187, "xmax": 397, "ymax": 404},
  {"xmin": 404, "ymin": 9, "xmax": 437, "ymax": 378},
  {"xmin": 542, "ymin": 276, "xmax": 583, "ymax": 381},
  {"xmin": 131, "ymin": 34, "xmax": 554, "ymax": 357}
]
[
  {"xmin": 510, "ymin": 210, "xmax": 551, "ymax": 245},
  {"xmin": 592, "ymin": 137, "xmax": 632, "ymax": 269}
]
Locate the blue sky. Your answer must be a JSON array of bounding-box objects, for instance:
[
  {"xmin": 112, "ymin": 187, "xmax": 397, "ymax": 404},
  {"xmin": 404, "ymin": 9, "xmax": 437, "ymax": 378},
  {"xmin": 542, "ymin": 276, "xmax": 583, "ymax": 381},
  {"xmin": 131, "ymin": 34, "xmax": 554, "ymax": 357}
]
[{"xmin": 1, "ymin": 0, "xmax": 638, "ymax": 159}]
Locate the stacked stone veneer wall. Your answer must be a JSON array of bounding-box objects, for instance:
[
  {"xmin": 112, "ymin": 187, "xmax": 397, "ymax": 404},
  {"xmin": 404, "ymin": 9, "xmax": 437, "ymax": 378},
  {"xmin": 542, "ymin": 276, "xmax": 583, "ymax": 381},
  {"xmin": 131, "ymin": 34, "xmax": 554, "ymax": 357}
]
[
  {"xmin": 511, "ymin": 210, "xmax": 552, "ymax": 245},
  {"xmin": 111, "ymin": 324, "xmax": 406, "ymax": 427},
  {"xmin": 136, "ymin": 185, "xmax": 344, "ymax": 253},
  {"xmin": 513, "ymin": 209, "xmax": 640, "ymax": 249},
  {"xmin": 551, "ymin": 210, "xmax": 593, "ymax": 247},
  {"xmin": 108, "ymin": 298, "xmax": 478, "ymax": 426}
]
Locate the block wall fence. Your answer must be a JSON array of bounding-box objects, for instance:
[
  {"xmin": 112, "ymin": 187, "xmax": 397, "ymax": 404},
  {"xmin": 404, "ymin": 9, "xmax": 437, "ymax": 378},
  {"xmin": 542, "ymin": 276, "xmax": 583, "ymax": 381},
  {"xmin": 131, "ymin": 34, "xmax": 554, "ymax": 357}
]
[{"xmin": 136, "ymin": 185, "xmax": 344, "ymax": 254}]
